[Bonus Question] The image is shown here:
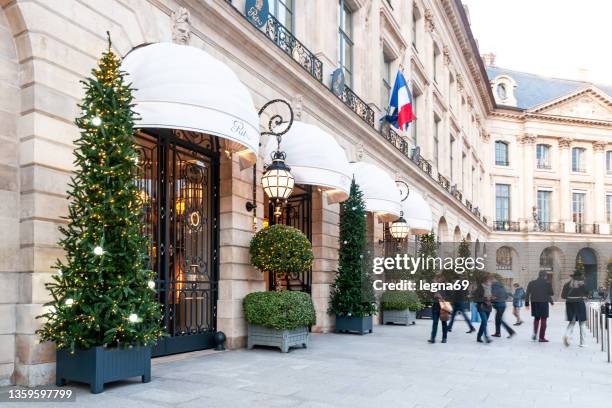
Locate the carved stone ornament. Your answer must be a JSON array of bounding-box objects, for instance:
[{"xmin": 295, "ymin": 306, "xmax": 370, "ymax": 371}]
[
  {"xmin": 356, "ymin": 143, "xmax": 365, "ymax": 161},
  {"xmin": 424, "ymin": 9, "xmax": 435, "ymax": 32},
  {"xmin": 518, "ymin": 134, "xmax": 536, "ymax": 145},
  {"xmin": 172, "ymin": 7, "xmax": 191, "ymax": 45},
  {"xmin": 292, "ymin": 94, "xmax": 303, "ymax": 120},
  {"xmin": 558, "ymin": 137, "xmax": 572, "ymax": 149},
  {"xmin": 592, "ymin": 141, "xmax": 607, "ymax": 151},
  {"xmin": 442, "ymin": 45, "xmax": 450, "ymax": 66},
  {"xmin": 456, "ymin": 74, "xmax": 464, "ymax": 91}
]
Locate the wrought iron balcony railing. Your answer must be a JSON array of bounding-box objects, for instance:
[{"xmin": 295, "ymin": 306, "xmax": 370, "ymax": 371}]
[
  {"xmin": 437, "ymin": 174, "xmax": 450, "ymax": 191},
  {"xmin": 536, "ymin": 161, "xmax": 552, "ymax": 170},
  {"xmin": 263, "ymin": 14, "xmax": 323, "ymax": 82},
  {"xmin": 465, "ymin": 200, "xmax": 473, "ymax": 211},
  {"xmin": 493, "ymin": 221, "xmax": 521, "ymax": 232},
  {"xmin": 451, "ymin": 189, "xmax": 462, "ymax": 202},
  {"xmin": 225, "ymin": 0, "xmax": 323, "ymax": 82},
  {"xmin": 495, "ymin": 160, "xmax": 509, "ymax": 166},
  {"xmin": 337, "ymin": 84, "xmax": 375, "ymax": 127},
  {"xmin": 575, "ymin": 223, "xmax": 598, "ymax": 234},
  {"xmin": 411, "ymin": 154, "xmax": 432, "ymax": 176},
  {"xmin": 535, "ymin": 222, "xmax": 565, "ymax": 233},
  {"xmin": 381, "ymin": 125, "xmax": 411, "ymax": 157}
]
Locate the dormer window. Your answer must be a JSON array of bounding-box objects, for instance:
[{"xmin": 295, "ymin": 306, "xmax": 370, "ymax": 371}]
[{"xmin": 492, "ymin": 75, "xmax": 517, "ymax": 107}]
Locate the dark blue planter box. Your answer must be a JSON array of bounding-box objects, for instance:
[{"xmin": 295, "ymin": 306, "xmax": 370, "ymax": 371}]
[
  {"xmin": 56, "ymin": 346, "xmax": 151, "ymax": 394},
  {"xmin": 335, "ymin": 315, "xmax": 373, "ymax": 335},
  {"xmin": 417, "ymin": 306, "xmax": 433, "ymax": 319}
]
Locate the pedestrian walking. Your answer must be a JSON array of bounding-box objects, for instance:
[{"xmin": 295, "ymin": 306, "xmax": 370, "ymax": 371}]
[
  {"xmin": 448, "ymin": 285, "xmax": 476, "ymax": 334},
  {"xmin": 428, "ymin": 275, "xmax": 451, "ymax": 344},
  {"xmin": 561, "ymin": 271, "xmax": 588, "ymax": 347},
  {"xmin": 491, "ymin": 279, "xmax": 516, "ymax": 338},
  {"xmin": 525, "ymin": 270, "xmax": 554, "ymax": 342},
  {"xmin": 469, "ymin": 282, "xmax": 481, "ymax": 324},
  {"xmin": 473, "ymin": 275, "xmax": 493, "ymax": 344},
  {"xmin": 511, "ymin": 283, "xmax": 525, "ymax": 325}
]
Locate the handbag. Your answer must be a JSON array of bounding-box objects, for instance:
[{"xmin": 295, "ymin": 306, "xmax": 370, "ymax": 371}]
[{"xmin": 439, "ymin": 301, "xmax": 453, "ymax": 321}]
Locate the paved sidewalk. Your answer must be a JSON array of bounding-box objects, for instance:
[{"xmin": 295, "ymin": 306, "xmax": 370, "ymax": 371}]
[{"xmin": 3, "ymin": 306, "xmax": 612, "ymax": 408}]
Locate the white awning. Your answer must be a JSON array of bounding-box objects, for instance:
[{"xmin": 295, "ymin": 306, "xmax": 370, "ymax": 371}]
[
  {"xmin": 351, "ymin": 162, "xmax": 402, "ymax": 222},
  {"xmin": 262, "ymin": 122, "xmax": 352, "ymax": 204},
  {"xmin": 402, "ymin": 190, "xmax": 433, "ymax": 235},
  {"xmin": 122, "ymin": 42, "xmax": 260, "ymax": 167}
]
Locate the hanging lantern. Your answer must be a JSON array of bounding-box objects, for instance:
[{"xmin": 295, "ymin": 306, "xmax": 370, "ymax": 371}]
[
  {"xmin": 390, "ymin": 214, "xmax": 411, "ymax": 240},
  {"xmin": 262, "ymin": 150, "xmax": 294, "ymax": 217}
]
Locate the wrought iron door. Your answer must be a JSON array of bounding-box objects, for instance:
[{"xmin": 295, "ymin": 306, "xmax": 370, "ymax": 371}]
[
  {"xmin": 268, "ymin": 184, "xmax": 312, "ymax": 292},
  {"xmin": 135, "ymin": 129, "xmax": 219, "ymax": 357}
]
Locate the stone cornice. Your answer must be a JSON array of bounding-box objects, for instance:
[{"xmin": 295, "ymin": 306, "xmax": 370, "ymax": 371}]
[
  {"xmin": 593, "ymin": 141, "xmax": 607, "ymax": 151},
  {"xmin": 529, "ymin": 86, "xmax": 612, "ymax": 114},
  {"xmin": 490, "ymin": 110, "xmax": 612, "ymax": 127}
]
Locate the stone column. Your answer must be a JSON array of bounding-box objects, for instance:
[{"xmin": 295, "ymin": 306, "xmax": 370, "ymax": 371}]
[
  {"xmin": 311, "ymin": 192, "xmax": 340, "ymax": 333},
  {"xmin": 519, "ymin": 134, "xmax": 536, "ymax": 230},
  {"xmin": 217, "ymin": 154, "xmax": 265, "ymax": 349},
  {"xmin": 593, "ymin": 141, "xmax": 607, "ymax": 233},
  {"xmin": 558, "ymin": 138, "xmax": 573, "ymax": 231}
]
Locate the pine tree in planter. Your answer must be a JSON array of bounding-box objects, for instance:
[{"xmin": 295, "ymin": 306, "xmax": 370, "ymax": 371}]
[
  {"xmin": 329, "ymin": 180, "xmax": 376, "ymax": 334},
  {"xmin": 414, "ymin": 232, "xmax": 438, "ymax": 318},
  {"xmin": 36, "ymin": 35, "xmax": 164, "ymax": 393}
]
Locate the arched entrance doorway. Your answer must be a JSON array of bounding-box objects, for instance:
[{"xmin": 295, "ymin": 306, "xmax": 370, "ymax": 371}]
[
  {"xmin": 438, "ymin": 217, "xmax": 448, "ymax": 242},
  {"xmin": 576, "ymin": 248, "xmax": 598, "ymax": 295},
  {"xmin": 539, "ymin": 247, "xmax": 563, "ymax": 299}
]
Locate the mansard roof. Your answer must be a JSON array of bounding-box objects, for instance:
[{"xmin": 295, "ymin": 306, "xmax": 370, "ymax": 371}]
[{"xmin": 486, "ymin": 66, "xmax": 612, "ymax": 110}]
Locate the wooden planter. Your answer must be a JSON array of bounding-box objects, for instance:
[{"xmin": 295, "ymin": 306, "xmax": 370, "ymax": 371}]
[
  {"xmin": 335, "ymin": 315, "xmax": 373, "ymax": 335},
  {"xmin": 56, "ymin": 346, "xmax": 151, "ymax": 394},
  {"xmin": 382, "ymin": 309, "xmax": 417, "ymax": 325},
  {"xmin": 247, "ymin": 324, "xmax": 309, "ymax": 353}
]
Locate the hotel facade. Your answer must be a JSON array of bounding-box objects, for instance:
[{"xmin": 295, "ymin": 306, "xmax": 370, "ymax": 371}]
[{"xmin": 0, "ymin": 0, "xmax": 610, "ymax": 386}]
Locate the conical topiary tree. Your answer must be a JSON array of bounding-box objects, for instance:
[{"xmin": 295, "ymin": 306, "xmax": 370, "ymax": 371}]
[
  {"xmin": 328, "ymin": 180, "xmax": 376, "ymax": 317},
  {"xmin": 415, "ymin": 232, "xmax": 438, "ymax": 304},
  {"xmin": 36, "ymin": 35, "xmax": 164, "ymax": 352}
]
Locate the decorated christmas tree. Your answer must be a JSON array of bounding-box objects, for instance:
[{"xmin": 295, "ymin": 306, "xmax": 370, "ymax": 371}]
[
  {"xmin": 36, "ymin": 35, "xmax": 164, "ymax": 352},
  {"xmin": 328, "ymin": 180, "xmax": 376, "ymax": 317}
]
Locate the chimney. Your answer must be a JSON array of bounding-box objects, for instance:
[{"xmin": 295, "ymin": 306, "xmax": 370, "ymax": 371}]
[{"xmin": 482, "ymin": 52, "xmax": 496, "ymax": 67}]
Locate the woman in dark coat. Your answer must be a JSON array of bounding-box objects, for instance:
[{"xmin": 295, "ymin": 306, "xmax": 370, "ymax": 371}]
[
  {"xmin": 561, "ymin": 271, "xmax": 588, "ymax": 347},
  {"xmin": 472, "ymin": 275, "xmax": 493, "ymax": 344}
]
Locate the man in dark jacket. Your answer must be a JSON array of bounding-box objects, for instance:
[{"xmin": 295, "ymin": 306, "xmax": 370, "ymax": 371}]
[
  {"xmin": 448, "ymin": 287, "xmax": 475, "ymax": 333},
  {"xmin": 491, "ymin": 279, "xmax": 515, "ymax": 338},
  {"xmin": 525, "ymin": 270, "xmax": 554, "ymax": 342}
]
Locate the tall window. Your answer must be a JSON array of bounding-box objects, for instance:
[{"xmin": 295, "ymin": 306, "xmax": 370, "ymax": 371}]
[
  {"xmin": 433, "ymin": 116, "xmax": 440, "ymax": 169},
  {"xmin": 433, "ymin": 44, "xmax": 440, "ymax": 83},
  {"xmin": 449, "ymin": 135, "xmax": 455, "ymax": 181},
  {"xmin": 572, "ymin": 147, "xmax": 585, "ymax": 172},
  {"xmin": 338, "ymin": 0, "xmax": 353, "ymax": 86},
  {"xmin": 495, "ymin": 141, "xmax": 509, "ymax": 166},
  {"xmin": 471, "ymin": 166, "xmax": 476, "ymax": 200},
  {"xmin": 572, "ymin": 192, "xmax": 585, "ymax": 224},
  {"xmin": 606, "ymin": 151, "xmax": 612, "ymax": 174},
  {"xmin": 412, "ymin": 91, "xmax": 418, "ymax": 145},
  {"xmin": 537, "ymin": 190, "xmax": 551, "ymax": 223},
  {"xmin": 412, "ymin": 8, "xmax": 419, "ymax": 50},
  {"xmin": 607, "ymin": 194, "xmax": 612, "ymax": 224},
  {"xmin": 381, "ymin": 54, "xmax": 392, "ymax": 110},
  {"xmin": 536, "ymin": 144, "xmax": 550, "ymax": 169},
  {"xmin": 449, "ymin": 73, "xmax": 455, "ymax": 109},
  {"xmin": 462, "ymin": 152, "xmax": 466, "ymax": 191},
  {"xmin": 495, "ymin": 184, "xmax": 510, "ymax": 222},
  {"xmin": 270, "ymin": 0, "xmax": 294, "ymax": 31}
]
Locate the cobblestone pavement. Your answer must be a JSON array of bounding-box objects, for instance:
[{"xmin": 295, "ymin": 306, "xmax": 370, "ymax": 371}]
[{"xmin": 3, "ymin": 305, "xmax": 612, "ymax": 408}]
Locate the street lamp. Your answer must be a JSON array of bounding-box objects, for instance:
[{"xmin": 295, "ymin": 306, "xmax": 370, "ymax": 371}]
[
  {"xmin": 246, "ymin": 99, "xmax": 295, "ymax": 219},
  {"xmin": 389, "ymin": 180, "xmax": 411, "ymax": 240}
]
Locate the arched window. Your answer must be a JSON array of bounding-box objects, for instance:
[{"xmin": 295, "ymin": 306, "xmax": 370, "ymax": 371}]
[
  {"xmin": 496, "ymin": 247, "xmax": 512, "ymax": 270},
  {"xmin": 495, "ymin": 141, "xmax": 509, "ymax": 166},
  {"xmin": 497, "ymin": 83, "xmax": 507, "ymax": 100}
]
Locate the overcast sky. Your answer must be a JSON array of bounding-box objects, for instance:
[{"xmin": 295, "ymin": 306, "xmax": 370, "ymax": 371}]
[{"xmin": 462, "ymin": 0, "xmax": 612, "ymax": 86}]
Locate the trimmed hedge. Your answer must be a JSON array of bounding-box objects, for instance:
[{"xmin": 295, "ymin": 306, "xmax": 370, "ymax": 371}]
[
  {"xmin": 380, "ymin": 291, "xmax": 424, "ymax": 312},
  {"xmin": 249, "ymin": 225, "xmax": 313, "ymax": 277},
  {"xmin": 243, "ymin": 291, "xmax": 316, "ymax": 330}
]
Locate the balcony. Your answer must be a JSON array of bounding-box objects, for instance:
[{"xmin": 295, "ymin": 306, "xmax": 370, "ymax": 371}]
[
  {"xmin": 495, "ymin": 160, "xmax": 509, "ymax": 166},
  {"xmin": 226, "ymin": 1, "xmax": 323, "ymax": 82},
  {"xmin": 493, "ymin": 221, "xmax": 521, "ymax": 232},
  {"xmin": 437, "ymin": 174, "xmax": 450, "ymax": 191},
  {"xmin": 465, "ymin": 200, "xmax": 473, "ymax": 211},
  {"xmin": 535, "ymin": 222, "xmax": 565, "ymax": 233},
  {"xmin": 537, "ymin": 161, "xmax": 552, "ymax": 170},
  {"xmin": 411, "ymin": 153, "xmax": 432, "ymax": 177},
  {"xmin": 381, "ymin": 125, "xmax": 411, "ymax": 157},
  {"xmin": 336, "ymin": 84, "xmax": 375, "ymax": 127},
  {"xmin": 575, "ymin": 223, "xmax": 598, "ymax": 234}
]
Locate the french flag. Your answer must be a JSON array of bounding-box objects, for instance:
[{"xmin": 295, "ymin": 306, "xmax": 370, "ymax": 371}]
[{"xmin": 384, "ymin": 71, "xmax": 415, "ymax": 131}]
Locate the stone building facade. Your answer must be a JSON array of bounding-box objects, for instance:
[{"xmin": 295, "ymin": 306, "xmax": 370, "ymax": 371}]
[{"xmin": 0, "ymin": 0, "xmax": 608, "ymax": 387}]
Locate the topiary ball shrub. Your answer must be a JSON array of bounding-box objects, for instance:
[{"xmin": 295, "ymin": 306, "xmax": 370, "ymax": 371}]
[
  {"xmin": 249, "ymin": 224, "xmax": 313, "ymax": 277},
  {"xmin": 381, "ymin": 291, "xmax": 424, "ymax": 312},
  {"xmin": 243, "ymin": 291, "xmax": 316, "ymax": 330}
]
